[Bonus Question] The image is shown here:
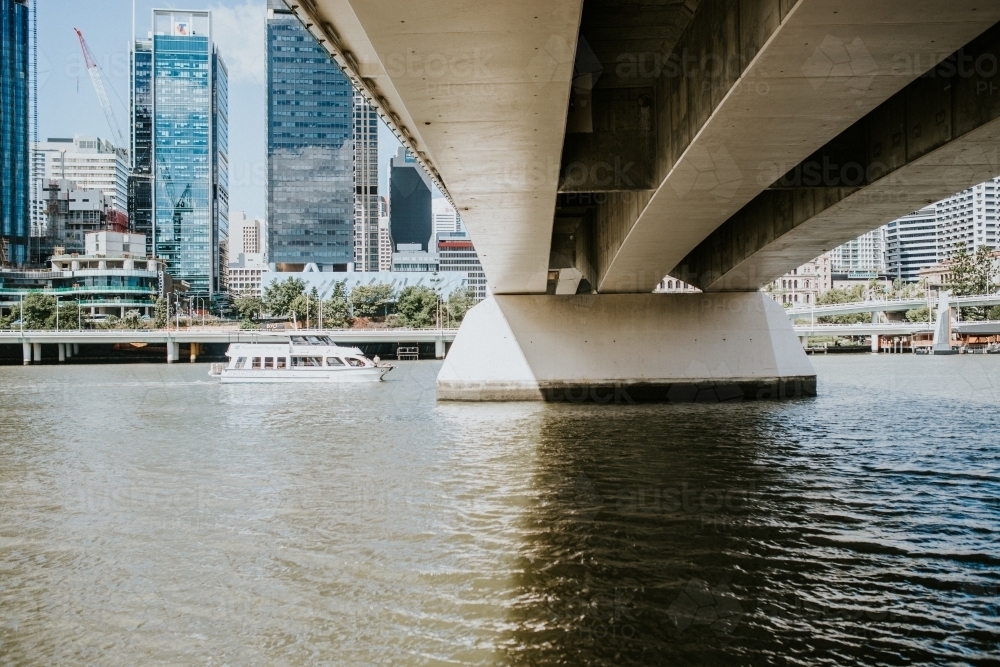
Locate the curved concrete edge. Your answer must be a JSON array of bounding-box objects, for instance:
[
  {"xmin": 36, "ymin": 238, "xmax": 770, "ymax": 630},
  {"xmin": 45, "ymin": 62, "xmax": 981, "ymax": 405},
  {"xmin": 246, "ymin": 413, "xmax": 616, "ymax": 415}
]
[{"xmin": 436, "ymin": 293, "xmax": 815, "ymax": 402}]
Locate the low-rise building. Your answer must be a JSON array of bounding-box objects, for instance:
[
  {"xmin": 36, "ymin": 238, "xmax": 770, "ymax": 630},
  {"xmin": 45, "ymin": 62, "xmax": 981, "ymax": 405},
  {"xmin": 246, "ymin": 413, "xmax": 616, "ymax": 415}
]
[
  {"xmin": 392, "ymin": 244, "xmax": 439, "ymax": 272},
  {"xmin": 655, "ymin": 276, "xmax": 700, "ymax": 292},
  {"xmin": 437, "ymin": 232, "xmax": 487, "ymax": 301},
  {"xmin": 0, "ymin": 231, "xmax": 175, "ymax": 319},
  {"xmin": 765, "ymin": 253, "xmax": 832, "ymax": 306}
]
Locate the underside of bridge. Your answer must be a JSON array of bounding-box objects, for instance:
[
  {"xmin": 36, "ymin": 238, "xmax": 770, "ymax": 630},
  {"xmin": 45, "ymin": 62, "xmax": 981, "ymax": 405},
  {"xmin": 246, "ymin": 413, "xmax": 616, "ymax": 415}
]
[{"xmin": 291, "ymin": 0, "xmax": 1000, "ymax": 400}]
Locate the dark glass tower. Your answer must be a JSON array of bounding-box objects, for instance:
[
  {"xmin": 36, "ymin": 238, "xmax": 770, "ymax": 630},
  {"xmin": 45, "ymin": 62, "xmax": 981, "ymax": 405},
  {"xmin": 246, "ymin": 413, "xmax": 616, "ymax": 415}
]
[
  {"xmin": 266, "ymin": 0, "xmax": 354, "ymax": 271},
  {"xmin": 389, "ymin": 147, "xmax": 432, "ymax": 251},
  {"xmin": 149, "ymin": 9, "xmax": 228, "ymax": 296},
  {"xmin": 130, "ymin": 40, "xmax": 153, "ymax": 257},
  {"xmin": 1, "ymin": 0, "xmax": 30, "ymax": 265}
]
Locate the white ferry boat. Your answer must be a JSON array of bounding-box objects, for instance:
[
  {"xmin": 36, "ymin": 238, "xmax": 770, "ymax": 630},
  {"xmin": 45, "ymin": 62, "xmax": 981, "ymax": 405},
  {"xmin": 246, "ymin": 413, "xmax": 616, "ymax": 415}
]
[{"xmin": 212, "ymin": 334, "xmax": 393, "ymax": 383}]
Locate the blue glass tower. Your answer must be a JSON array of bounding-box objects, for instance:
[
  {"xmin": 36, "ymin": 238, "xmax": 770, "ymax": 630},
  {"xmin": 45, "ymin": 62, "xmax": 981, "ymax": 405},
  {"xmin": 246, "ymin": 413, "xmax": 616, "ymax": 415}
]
[
  {"xmin": 266, "ymin": 0, "xmax": 354, "ymax": 271},
  {"xmin": 1, "ymin": 0, "xmax": 29, "ymax": 265},
  {"xmin": 130, "ymin": 40, "xmax": 153, "ymax": 257},
  {"xmin": 150, "ymin": 9, "xmax": 228, "ymax": 296}
]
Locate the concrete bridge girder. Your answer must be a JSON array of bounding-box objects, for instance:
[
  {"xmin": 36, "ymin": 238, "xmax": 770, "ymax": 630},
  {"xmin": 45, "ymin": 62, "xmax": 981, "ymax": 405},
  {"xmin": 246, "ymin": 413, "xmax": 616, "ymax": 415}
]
[
  {"xmin": 679, "ymin": 22, "xmax": 1000, "ymax": 291},
  {"xmin": 580, "ymin": 0, "xmax": 1000, "ymax": 293}
]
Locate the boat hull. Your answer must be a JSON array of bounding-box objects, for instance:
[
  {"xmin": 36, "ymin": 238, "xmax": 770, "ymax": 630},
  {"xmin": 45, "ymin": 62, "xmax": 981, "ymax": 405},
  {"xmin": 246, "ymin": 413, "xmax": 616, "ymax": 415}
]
[{"xmin": 219, "ymin": 366, "xmax": 392, "ymax": 383}]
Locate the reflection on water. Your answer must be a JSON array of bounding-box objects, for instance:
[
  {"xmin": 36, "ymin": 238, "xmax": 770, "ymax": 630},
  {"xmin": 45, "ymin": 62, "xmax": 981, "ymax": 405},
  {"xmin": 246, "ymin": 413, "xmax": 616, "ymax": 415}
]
[{"xmin": 0, "ymin": 356, "xmax": 998, "ymax": 665}]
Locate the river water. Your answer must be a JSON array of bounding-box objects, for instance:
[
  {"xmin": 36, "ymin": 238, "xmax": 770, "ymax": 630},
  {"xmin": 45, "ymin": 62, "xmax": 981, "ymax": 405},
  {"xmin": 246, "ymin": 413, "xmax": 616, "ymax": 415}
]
[{"xmin": 0, "ymin": 356, "xmax": 998, "ymax": 666}]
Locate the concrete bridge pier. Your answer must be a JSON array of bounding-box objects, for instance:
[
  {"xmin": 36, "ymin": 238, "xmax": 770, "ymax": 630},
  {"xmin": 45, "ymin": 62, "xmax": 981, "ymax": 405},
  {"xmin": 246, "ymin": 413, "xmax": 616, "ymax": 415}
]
[
  {"xmin": 166, "ymin": 340, "xmax": 177, "ymax": 364},
  {"xmin": 72, "ymin": 343, "xmax": 79, "ymax": 355},
  {"xmin": 65, "ymin": 344, "xmax": 72, "ymax": 359},
  {"xmin": 434, "ymin": 336, "xmax": 445, "ymax": 360},
  {"xmin": 438, "ymin": 294, "xmax": 816, "ymax": 403},
  {"xmin": 871, "ymin": 336, "xmax": 879, "ymax": 353},
  {"xmin": 32, "ymin": 343, "xmax": 41, "ymax": 365},
  {"xmin": 22, "ymin": 342, "xmax": 31, "ymax": 365},
  {"xmin": 58, "ymin": 344, "xmax": 66, "ymax": 362},
  {"xmin": 189, "ymin": 343, "xmax": 198, "ymax": 363}
]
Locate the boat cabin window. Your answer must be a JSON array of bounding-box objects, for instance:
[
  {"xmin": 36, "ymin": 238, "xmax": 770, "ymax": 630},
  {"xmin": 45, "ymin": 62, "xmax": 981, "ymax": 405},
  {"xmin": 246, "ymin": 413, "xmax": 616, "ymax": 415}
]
[
  {"xmin": 252, "ymin": 358, "xmax": 262, "ymax": 369},
  {"xmin": 346, "ymin": 357, "xmax": 366, "ymax": 367},
  {"xmin": 291, "ymin": 356, "xmax": 322, "ymax": 367},
  {"xmin": 290, "ymin": 335, "xmax": 335, "ymax": 346},
  {"xmin": 276, "ymin": 358, "xmax": 287, "ymax": 369},
  {"xmin": 325, "ymin": 357, "xmax": 344, "ymax": 366},
  {"xmin": 264, "ymin": 357, "xmax": 274, "ymax": 369},
  {"xmin": 234, "ymin": 357, "xmax": 247, "ymax": 369}
]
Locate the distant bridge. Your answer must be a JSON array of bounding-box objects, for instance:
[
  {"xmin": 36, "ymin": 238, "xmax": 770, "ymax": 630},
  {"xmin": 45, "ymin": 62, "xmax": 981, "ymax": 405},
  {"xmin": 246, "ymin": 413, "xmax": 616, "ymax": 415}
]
[
  {"xmin": 0, "ymin": 328, "xmax": 459, "ymax": 364},
  {"xmin": 785, "ymin": 295, "xmax": 1000, "ymax": 320},
  {"xmin": 793, "ymin": 321, "xmax": 1000, "ymax": 337}
]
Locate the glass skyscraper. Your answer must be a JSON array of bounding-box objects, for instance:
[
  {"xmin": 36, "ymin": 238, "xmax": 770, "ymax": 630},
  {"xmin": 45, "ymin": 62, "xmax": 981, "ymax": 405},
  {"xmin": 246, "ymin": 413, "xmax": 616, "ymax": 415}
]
[
  {"xmin": 267, "ymin": 0, "xmax": 356, "ymax": 271},
  {"xmin": 147, "ymin": 9, "xmax": 228, "ymax": 296},
  {"xmin": 129, "ymin": 40, "xmax": 153, "ymax": 257},
  {"xmin": 389, "ymin": 147, "xmax": 432, "ymax": 251},
  {"xmin": 1, "ymin": 0, "xmax": 30, "ymax": 266}
]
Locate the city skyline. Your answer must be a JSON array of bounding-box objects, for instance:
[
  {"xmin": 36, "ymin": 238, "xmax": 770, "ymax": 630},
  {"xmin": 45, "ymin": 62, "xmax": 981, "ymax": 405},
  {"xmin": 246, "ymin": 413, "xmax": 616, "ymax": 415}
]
[{"xmin": 34, "ymin": 0, "xmax": 407, "ymax": 223}]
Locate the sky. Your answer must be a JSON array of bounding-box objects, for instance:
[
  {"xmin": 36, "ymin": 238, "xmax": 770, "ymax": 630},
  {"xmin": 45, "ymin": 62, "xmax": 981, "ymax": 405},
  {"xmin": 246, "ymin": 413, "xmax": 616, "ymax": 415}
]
[{"xmin": 37, "ymin": 0, "xmax": 404, "ymax": 221}]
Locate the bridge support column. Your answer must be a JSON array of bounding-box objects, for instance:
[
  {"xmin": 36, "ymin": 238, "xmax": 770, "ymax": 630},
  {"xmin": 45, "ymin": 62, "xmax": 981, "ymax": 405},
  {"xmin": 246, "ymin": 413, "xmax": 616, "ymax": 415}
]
[
  {"xmin": 58, "ymin": 343, "xmax": 66, "ymax": 362},
  {"xmin": 166, "ymin": 340, "xmax": 176, "ymax": 364},
  {"xmin": 189, "ymin": 343, "xmax": 198, "ymax": 363},
  {"xmin": 434, "ymin": 336, "xmax": 445, "ymax": 359},
  {"xmin": 870, "ymin": 335, "xmax": 879, "ymax": 353},
  {"xmin": 438, "ymin": 294, "xmax": 816, "ymax": 402},
  {"xmin": 32, "ymin": 343, "xmax": 41, "ymax": 364},
  {"xmin": 22, "ymin": 342, "xmax": 31, "ymax": 365},
  {"xmin": 72, "ymin": 343, "xmax": 79, "ymax": 355},
  {"xmin": 65, "ymin": 344, "xmax": 72, "ymax": 359}
]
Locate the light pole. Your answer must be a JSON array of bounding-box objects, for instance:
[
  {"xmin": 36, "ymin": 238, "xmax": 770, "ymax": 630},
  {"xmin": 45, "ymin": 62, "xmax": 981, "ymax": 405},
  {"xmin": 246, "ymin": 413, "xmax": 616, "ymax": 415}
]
[
  {"xmin": 55, "ymin": 294, "xmax": 59, "ymax": 332},
  {"xmin": 20, "ymin": 294, "xmax": 23, "ymax": 334}
]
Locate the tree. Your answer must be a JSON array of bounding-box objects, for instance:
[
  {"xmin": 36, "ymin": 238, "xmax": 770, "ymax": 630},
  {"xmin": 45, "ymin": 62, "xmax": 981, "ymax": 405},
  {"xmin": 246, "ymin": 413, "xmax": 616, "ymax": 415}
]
[
  {"xmin": 988, "ymin": 305, "xmax": 1000, "ymax": 320},
  {"xmin": 57, "ymin": 300, "xmax": 82, "ymax": 329},
  {"xmin": 395, "ymin": 285, "xmax": 438, "ymax": 327},
  {"xmin": 153, "ymin": 297, "xmax": 169, "ymax": 329},
  {"xmin": 351, "ymin": 283, "xmax": 395, "ymax": 319},
  {"xmin": 233, "ymin": 294, "xmax": 264, "ymax": 323},
  {"xmin": 445, "ymin": 287, "xmax": 476, "ymax": 325},
  {"xmin": 21, "ymin": 292, "xmax": 56, "ymax": 329},
  {"xmin": 946, "ymin": 243, "xmax": 997, "ymax": 320},
  {"xmin": 905, "ymin": 306, "xmax": 932, "ymax": 323},
  {"xmin": 322, "ymin": 280, "xmax": 353, "ymax": 328},
  {"xmin": 816, "ymin": 285, "xmax": 869, "ymax": 324},
  {"xmin": 288, "ymin": 287, "xmax": 320, "ymax": 327},
  {"xmin": 120, "ymin": 309, "xmax": 144, "ymax": 329},
  {"xmin": 263, "ymin": 277, "xmax": 306, "ymax": 317}
]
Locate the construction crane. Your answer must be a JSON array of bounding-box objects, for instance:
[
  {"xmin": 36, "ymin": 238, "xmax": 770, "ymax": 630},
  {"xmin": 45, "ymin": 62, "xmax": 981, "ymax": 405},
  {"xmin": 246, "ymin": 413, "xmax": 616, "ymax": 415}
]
[{"xmin": 74, "ymin": 28, "xmax": 126, "ymax": 151}]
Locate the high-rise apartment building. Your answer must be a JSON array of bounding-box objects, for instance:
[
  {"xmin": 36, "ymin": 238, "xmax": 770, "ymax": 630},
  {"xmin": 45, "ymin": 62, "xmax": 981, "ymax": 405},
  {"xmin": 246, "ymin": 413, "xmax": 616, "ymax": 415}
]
[
  {"xmin": 145, "ymin": 9, "xmax": 228, "ymax": 296},
  {"xmin": 266, "ymin": 0, "xmax": 354, "ymax": 271},
  {"xmin": 33, "ymin": 137, "xmax": 129, "ymax": 235},
  {"xmin": 130, "ymin": 39, "xmax": 153, "ymax": 257},
  {"xmin": 829, "ymin": 227, "xmax": 886, "ymax": 275},
  {"xmin": 1, "ymin": 0, "xmax": 30, "ymax": 265},
  {"xmin": 935, "ymin": 178, "xmax": 1000, "ymax": 257},
  {"xmin": 377, "ymin": 215, "xmax": 392, "ymax": 271},
  {"xmin": 432, "ymin": 198, "xmax": 462, "ymax": 237},
  {"xmin": 389, "ymin": 147, "xmax": 432, "ymax": 251},
  {"xmin": 353, "ymin": 90, "xmax": 379, "ymax": 271},
  {"xmin": 885, "ymin": 205, "xmax": 938, "ymax": 283}
]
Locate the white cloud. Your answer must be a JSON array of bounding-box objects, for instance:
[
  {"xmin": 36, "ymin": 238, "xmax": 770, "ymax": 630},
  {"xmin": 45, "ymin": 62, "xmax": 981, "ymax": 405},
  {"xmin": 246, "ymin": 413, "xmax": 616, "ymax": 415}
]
[{"xmin": 210, "ymin": 1, "xmax": 266, "ymax": 85}]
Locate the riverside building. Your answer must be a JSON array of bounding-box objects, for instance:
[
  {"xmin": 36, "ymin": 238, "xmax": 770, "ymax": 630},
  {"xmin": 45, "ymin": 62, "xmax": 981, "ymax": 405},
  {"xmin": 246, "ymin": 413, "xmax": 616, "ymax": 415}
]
[{"xmin": 0, "ymin": 231, "xmax": 176, "ymax": 319}]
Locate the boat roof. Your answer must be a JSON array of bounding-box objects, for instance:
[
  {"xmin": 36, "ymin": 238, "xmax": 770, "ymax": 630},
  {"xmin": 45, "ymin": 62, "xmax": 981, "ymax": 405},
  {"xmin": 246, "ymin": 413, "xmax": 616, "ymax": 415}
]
[{"xmin": 225, "ymin": 341, "xmax": 364, "ymax": 356}]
